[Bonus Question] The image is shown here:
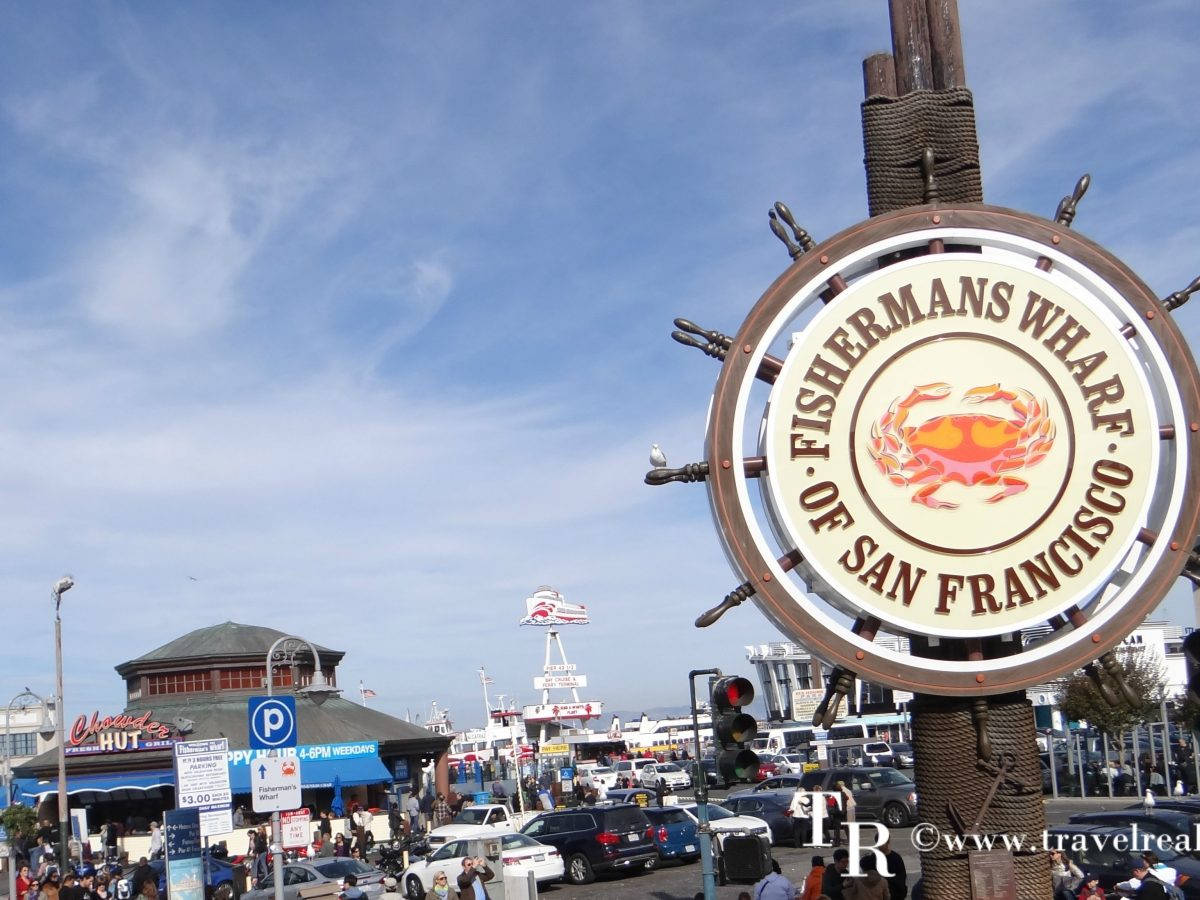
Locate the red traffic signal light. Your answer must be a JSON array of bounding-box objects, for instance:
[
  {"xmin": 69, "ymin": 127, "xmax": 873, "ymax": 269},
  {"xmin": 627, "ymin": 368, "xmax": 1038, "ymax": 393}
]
[{"xmin": 712, "ymin": 676, "xmax": 755, "ymax": 711}]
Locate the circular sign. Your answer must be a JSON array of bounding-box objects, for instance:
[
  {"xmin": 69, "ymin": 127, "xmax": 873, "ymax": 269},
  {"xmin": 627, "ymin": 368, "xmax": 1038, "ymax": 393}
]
[
  {"xmin": 762, "ymin": 255, "xmax": 1156, "ymax": 638},
  {"xmin": 705, "ymin": 205, "xmax": 1200, "ymax": 695}
]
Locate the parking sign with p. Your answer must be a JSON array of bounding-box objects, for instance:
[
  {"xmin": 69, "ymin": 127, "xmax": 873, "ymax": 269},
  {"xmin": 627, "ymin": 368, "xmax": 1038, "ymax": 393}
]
[{"xmin": 248, "ymin": 696, "xmax": 297, "ymax": 749}]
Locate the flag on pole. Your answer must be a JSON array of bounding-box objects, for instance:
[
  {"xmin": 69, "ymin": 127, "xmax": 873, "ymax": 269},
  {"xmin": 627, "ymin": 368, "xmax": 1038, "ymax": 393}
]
[
  {"xmin": 478, "ymin": 668, "xmax": 494, "ymax": 685},
  {"xmin": 358, "ymin": 681, "xmax": 376, "ymax": 705},
  {"xmin": 361, "ymin": 688, "xmax": 377, "ymax": 698}
]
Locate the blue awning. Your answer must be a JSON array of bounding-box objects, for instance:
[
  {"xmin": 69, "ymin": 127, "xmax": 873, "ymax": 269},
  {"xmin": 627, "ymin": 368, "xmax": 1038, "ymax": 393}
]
[
  {"xmin": 13, "ymin": 770, "xmax": 175, "ymax": 802},
  {"xmin": 229, "ymin": 754, "xmax": 392, "ymax": 792}
]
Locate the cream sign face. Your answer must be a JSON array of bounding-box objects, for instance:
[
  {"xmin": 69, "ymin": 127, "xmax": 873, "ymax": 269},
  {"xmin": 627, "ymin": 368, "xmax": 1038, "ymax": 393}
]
[{"xmin": 763, "ymin": 256, "xmax": 1156, "ymax": 637}]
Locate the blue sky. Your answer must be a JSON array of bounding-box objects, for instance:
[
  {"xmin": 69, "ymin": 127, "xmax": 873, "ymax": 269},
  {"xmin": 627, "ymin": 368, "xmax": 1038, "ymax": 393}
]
[{"xmin": 1, "ymin": 2, "xmax": 1198, "ymax": 731}]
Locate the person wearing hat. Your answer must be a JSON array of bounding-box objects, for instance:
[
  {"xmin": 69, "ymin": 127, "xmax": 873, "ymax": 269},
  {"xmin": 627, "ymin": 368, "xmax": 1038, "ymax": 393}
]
[
  {"xmin": 378, "ymin": 876, "xmax": 403, "ymax": 900},
  {"xmin": 1076, "ymin": 873, "xmax": 1105, "ymax": 900}
]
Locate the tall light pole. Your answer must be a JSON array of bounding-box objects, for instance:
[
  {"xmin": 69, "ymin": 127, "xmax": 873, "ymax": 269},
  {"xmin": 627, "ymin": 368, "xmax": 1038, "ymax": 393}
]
[
  {"xmin": 52, "ymin": 575, "xmax": 74, "ymax": 872},
  {"xmin": 4, "ymin": 689, "xmax": 55, "ymax": 900},
  {"xmin": 263, "ymin": 636, "xmax": 338, "ymax": 900}
]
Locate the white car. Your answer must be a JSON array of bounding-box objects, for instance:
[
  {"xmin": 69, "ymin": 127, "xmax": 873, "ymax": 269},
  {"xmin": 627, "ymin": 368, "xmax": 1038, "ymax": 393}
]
[
  {"xmin": 774, "ymin": 753, "xmax": 807, "ymax": 774},
  {"xmin": 677, "ymin": 802, "xmax": 773, "ymax": 846},
  {"xmin": 638, "ymin": 762, "xmax": 692, "ymax": 790},
  {"xmin": 400, "ymin": 833, "xmax": 562, "ymax": 899},
  {"xmin": 579, "ymin": 764, "xmax": 618, "ymax": 791}
]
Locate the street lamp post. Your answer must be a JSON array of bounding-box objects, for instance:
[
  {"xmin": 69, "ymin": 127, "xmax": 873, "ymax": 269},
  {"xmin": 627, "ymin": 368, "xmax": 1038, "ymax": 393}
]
[
  {"xmin": 263, "ymin": 636, "xmax": 339, "ymax": 900},
  {"xmin": 52, "ymin": 575, "xmax": 74, "ymax": 872},
  {"xmin": 4, "ymin": 689, "xmax": 55, "ymax": 900}
]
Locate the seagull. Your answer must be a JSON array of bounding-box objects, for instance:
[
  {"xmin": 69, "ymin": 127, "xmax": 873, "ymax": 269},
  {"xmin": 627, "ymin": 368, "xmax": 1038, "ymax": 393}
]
[{"xmin": 649, "ymin": 443, "xmax": 667, "ymax": 468}]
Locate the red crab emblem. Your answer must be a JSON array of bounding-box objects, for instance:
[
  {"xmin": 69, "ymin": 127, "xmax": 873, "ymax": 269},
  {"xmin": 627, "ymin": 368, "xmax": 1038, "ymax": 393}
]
[{"xmin": 866, "ymin": 382, "xmax": 1056, "ymax": 510}]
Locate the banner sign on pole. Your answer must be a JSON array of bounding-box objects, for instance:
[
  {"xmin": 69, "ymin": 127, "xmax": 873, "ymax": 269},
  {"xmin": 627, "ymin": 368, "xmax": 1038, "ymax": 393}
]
[
  {"xmin": 165, "ymin": 808, "xmax": 203, "ymax": 900},
  {"xmin": 280, "ymin": 808, "xmax": 311, "ymax": 850},
  {"xmin": 174, "ymin": 738, "xmax": 233, "ymax": 838}
]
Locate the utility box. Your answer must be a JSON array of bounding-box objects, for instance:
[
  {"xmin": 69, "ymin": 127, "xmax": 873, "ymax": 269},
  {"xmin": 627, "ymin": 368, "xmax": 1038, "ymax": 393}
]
[{"xmin": 720, "ymin": 833, "xmax": 772, "ymax": 883}]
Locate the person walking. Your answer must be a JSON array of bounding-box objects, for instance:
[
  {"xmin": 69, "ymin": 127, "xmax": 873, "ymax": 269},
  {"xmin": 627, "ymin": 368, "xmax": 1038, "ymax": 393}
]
[
  {"xmin": 147, "ymin": 823, "xmax": 163, "ymax": 861},
  {"xmin": 838, "ymin": 781, "xmax": 856, "ymax": 844},
  {"xmin": 432, "ymin": 794, "xmax": 452, "ymax": 829},
  {"xmin": 406, "ymin": 791, "xmax": 422, "ymax": 834}
]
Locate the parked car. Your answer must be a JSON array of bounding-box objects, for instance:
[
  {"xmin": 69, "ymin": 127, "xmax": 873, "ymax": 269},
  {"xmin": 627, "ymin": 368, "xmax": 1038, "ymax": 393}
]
[
  {"xmin": 796, "ymin": 766, "xmax": 919, "ymax": 827},
  {"xmin": 862, "ymin": 741, "xmax": 895, "ymax": 767},
  {"xmin": 519, "ymin": 804, "xmax": 657, "ymax": 885},
  {"xmin": 242, "ymin": 859, "xmax": 385, "ymax": 900},
  {"xmin": 774, "ymin": 753, "xmax": 809, "ymax": 774},
  {"xmin": 118, "ymin": 855, "xmax": 236, "ymax": 900},
  {"xmin": 722, "ymin": 792, "xmax": 807, "ymax": 846},
  {"xmin": 579, "ymin": 764, "xmax": 619, "ymax": 791},
  {"xmin": 754, "ymin": 759, "xmax": 778, "ymax": 781},
  {"xmin": 1046, "ymin": 824, "xmax": 1200, "ymax": 897},
  {"xmin": 400, "ymin": 832, "xmax": 562, "ymax": 899},
  {"xmin": 642, "ymin": 805, "xmax": 701, "ymax": 864},
  {"xmin": 638, "ymin": 761, "xmax": 692, "ymax": 790},
  {"xmin": 613, "ymin": 758, "xmax": 656, "ymax": 786},
  {"xmin": 731, "ymin": 774, "xmax": 805, "ymax": 797},
  {"xmin": 888, "ymin": 742, "xmax": 914, "ymax": 767},
  {"xmin": 602, "ymin": 786, "xmax": 656, "ymax": 806},
  {"xmin": 677, "ymin": 803, "xmax": 773, "ymax": 846}
]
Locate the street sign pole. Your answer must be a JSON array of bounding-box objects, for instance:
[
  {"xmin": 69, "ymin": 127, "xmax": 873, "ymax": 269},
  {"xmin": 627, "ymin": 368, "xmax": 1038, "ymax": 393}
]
[
  {"xmin": 688, "ymin": 668, "xmax": 720, "ymax": 900},
  {"xmin": 249, "ymin": 695, "xmax": 299, "ymax": 900}
]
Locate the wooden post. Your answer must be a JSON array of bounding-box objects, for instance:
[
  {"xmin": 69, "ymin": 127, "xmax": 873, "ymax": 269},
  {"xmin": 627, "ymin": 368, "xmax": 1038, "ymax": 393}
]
[
  {"xmin": 888, "ymin": 0, "xmax": 934, "ymax": 93},
  {"xmin": 924, "ymin": 0, "xmax": 966, "ymax": 88},
  {"xmin": 862, "ymin": 51, "xmax": 898, "ymax": 98}
]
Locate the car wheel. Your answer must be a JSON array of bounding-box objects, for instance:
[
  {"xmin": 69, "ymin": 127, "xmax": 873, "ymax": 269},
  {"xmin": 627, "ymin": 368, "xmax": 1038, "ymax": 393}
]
[
  {"xmin": 404, "ymin": 874, "xmax": 425, "ymax": 900},
  {"xmin": 642, "ymin": 855, "xmax": 659, "ymax": 873},
  {"xmin": 566, "ymin": 853, "xmax": 595, "ymax": 885},
  {"xmin": 212, "ymin": 883, "xmax": 233, "ymax": 900},
  {"xmin": 882, "ymin": 802, "xmax": 908, "ymax": 828}
]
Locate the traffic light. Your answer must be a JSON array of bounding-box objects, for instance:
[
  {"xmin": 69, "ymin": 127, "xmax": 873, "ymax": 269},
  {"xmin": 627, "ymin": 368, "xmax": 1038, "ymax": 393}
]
[
  {"xmin": 1183, "ymin": 630, "xmax": 1200, "ymax": 735},
  {"xmin": 711, "ymin": 675, "xmax": 760, "ymax": 782}
]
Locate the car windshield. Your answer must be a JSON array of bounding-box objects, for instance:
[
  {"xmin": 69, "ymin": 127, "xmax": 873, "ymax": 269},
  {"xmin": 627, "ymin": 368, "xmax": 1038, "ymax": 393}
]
[
  {"xmin": 891, "ymin": 743, "xmax": 911, "ymax": 752},
  {"xmin": 313, "ymin": 860, "xmax": 373, "ymax": 878},
  {"xmin": 865, "ymin": 770, "xmax": 913, "ymax": 787},
  {"xmin": 655, "ymin": 764, "xmax": 682, "ymax": 773},
  {"xmin": 454, "ymin": 808, "xmax": 489, "ymax": 824},
  {"xmin": 694, "ymin": 804, "xmax": 734, "ymax": 820},
  {"xmin": 590, "ymin": 767, "xmax": 613, "ymax": 774},
  {"xmin": 500, "ymin": 833, "xmax": 539, "ymax": 849}
]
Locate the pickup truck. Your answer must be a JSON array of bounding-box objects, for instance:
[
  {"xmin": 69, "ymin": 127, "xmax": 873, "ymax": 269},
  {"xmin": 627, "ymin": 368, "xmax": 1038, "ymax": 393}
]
[{"xmin": 427, "ymin": 801, "xmax": 535, "ymax": 848}]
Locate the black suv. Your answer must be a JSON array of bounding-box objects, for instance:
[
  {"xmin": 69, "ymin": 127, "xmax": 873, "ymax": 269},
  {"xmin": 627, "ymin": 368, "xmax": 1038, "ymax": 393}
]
[{"xmin": 520, "ymin": 804, "xmax": 657, "ymax": 885}]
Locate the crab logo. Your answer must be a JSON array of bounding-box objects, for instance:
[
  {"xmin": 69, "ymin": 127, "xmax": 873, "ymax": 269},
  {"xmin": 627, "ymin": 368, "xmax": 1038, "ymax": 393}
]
[
  {"xmin": 867, "ymin": 382, "xmax": 1055, "ymax": 509},
  {"xmin": 281, "ymin": 760, "xmax": 297, "ymax": 776}
]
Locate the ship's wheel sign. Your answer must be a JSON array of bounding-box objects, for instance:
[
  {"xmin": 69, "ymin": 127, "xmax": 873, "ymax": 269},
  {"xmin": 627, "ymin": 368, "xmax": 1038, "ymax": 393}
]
[{"xmin": 695, "ymin": 205, "xmax": 1200, "ymax": 695}]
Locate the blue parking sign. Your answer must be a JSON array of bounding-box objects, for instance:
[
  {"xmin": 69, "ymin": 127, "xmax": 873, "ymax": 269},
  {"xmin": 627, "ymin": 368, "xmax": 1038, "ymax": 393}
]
[{"xmin": 248, "ymin": 696, "xmax": 297, "ymax": 749}]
